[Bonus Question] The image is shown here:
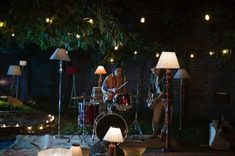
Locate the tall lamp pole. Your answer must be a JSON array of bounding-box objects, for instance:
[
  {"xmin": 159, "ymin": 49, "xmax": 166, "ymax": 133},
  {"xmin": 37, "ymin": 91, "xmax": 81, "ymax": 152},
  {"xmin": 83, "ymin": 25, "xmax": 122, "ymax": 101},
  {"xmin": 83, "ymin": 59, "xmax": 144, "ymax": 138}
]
[
  {"xmin": 156, "ymin": 52, "xmax": 180, "ymax": 151},
  {"xmin": 174, "ymin": 69, "xmax": 190, "ymax": 131},
  {"xmin": 50, "ymin": 48, "xmax": 71, "ymax": 139}
]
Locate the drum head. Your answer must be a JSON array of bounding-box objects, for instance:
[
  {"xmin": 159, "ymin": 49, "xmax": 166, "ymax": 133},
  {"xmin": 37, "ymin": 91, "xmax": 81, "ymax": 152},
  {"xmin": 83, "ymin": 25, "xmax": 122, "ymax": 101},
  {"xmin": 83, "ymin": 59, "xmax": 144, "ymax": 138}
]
[{"xmin": 95, "ymin": 113, "xmax": 128, "ymax": 141}]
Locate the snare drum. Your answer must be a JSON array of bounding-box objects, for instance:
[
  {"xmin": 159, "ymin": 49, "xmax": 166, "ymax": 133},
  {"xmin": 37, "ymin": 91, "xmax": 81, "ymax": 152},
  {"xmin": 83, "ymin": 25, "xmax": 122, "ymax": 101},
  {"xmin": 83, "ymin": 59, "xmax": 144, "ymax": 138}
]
[
  {"xmin": 113, "ymin": 93, "xmax": 133, "ymax": 112},
  {"xmin": 94, "ymin": 112, "xmax": 128, "ymax": 141}
]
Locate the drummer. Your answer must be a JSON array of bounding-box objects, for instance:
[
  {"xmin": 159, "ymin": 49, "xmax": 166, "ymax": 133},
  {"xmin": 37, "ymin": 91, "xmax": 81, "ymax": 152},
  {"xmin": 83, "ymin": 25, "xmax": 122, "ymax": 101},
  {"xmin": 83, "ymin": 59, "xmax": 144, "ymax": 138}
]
[{"xmin": 101, "ymin": 64, "xmax": 127, "ymax": 112}]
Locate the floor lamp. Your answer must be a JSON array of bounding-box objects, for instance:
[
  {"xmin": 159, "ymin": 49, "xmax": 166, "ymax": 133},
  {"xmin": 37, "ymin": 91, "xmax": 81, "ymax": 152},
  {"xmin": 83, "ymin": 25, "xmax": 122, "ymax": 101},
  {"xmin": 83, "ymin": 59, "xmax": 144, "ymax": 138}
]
[
  {"xmin": 50, "ymin": 48, "xmax": 71, "ymax": 139},
  {"xmin": 156, "ymin": 52, "xmax": 180, "ymax": 151},
  {"xmin": 7, "ymin": 65, "xmax": 22, "ymax": 99},
  {"xmin": 174, "ymin": 69, "xmax": 190, "ymax": 131},
  {"xmin": 94, "ymin": 65, "xmax": 107, "ymax": 87}
]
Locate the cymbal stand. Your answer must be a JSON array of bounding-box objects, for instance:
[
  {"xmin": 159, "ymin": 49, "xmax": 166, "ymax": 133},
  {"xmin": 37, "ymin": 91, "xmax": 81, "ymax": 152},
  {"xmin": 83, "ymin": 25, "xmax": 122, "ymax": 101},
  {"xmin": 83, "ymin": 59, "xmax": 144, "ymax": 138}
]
[{"xmin": 129, "ymin": 83, "xmax": 144, "ymax": 141}]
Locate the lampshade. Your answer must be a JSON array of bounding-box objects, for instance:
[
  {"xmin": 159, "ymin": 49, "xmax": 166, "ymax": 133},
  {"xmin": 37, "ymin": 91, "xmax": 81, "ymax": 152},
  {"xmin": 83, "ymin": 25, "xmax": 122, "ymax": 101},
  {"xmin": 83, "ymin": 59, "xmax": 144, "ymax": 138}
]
[
  {"xmin": 38, "ymin": 148, "xmax": 72, "ymax": 156},
  {"xmin": 50, "ymin": 48, "xmax": 71, "ymax": 61},
  {"xmin": 7, "ymin": 65, "xmax": 22, "ymax": 76},
  {"xmin": 103, "ymin": 127, "xmax": 124, "ymax": 143},
  {"xmin": 156, "ymin": 52, "xmax": 180, "ymax": 69},
  {"xmin": 94, "ymin": 66, "xmax": 107, "ymax": 75},
  {"xmin": 19, "ymin": 60, "xmax": 27, "ymax": 66},
  {"xmin": 70, "ymin": 143, "xmax": 83, "ymax": 156},
  {"xmin": 174, "ymin": 69, "xmax": 190, "ymax": 79}
]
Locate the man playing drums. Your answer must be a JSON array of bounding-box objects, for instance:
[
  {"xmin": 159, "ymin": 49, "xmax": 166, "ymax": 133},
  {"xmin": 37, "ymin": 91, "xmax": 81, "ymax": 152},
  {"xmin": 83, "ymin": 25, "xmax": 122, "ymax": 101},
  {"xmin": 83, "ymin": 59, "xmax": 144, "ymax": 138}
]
[{"xmin": 101, "ymin": 64, "xmax": 127, "ymax": 112}]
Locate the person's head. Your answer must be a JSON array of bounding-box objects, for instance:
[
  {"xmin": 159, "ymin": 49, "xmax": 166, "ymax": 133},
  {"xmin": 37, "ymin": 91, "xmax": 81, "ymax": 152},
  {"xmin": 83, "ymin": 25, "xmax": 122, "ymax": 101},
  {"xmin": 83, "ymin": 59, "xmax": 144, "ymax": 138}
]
[
  {"xmin": 113, "ymin": 64, "xmax": 123, "ymax": 77},
  {"xmin": 151, "ymin": 66, "xmax": 161, "ymax": 76}
]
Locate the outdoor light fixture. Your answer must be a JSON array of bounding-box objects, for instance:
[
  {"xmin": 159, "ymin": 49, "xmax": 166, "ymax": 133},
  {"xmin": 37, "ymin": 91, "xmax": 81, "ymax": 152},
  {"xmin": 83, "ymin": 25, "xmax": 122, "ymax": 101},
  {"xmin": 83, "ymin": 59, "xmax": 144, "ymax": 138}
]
[
  {"xmin": 94, "ymin": 65, "xmax": 107, "ymax": 87},
  {"xmin": 134, "ymin": 51, "xmax": 138, "ymax": 55},
  {"xmin": 7, "ymin": 65, "xmax": 22, "ymax": 98},
  {"xmin": 190, "ymin": 53, "xmax": 194, "ymax": 58},
  {"xmin": 70, "ymin": 143, "xmax": 83, "ymax": 156},
  {"xmin": 209, "ymin": 51, "xmax": 215, "ymax": 56},
  {"xmin": 50, "ymin": 48, "xmax": 71, "ymax": 139},
  {"xmin": 140, "ymin": 17, "xmax": 145, "ymax": 23},
  {"xmin": 11, "ymin": 33, "xmax": 15, "ymax": 37},
  {"xmin": 103, "ymin": 127, "xmax": 124, "ymax": 156},
  {"xmin": 174, "ymin": 69, "xmax": 190, "ymax": 130},
  {"xmin": 76, "ymin": 34, "xmax": 81, "ymax": 39},
  {"xmin": 205, "ymin": 14, "xmax": 210, "ymax": 21},
  {"xmin": 156, "ymin": 51, "xmax": 180, "ymax": 151}
]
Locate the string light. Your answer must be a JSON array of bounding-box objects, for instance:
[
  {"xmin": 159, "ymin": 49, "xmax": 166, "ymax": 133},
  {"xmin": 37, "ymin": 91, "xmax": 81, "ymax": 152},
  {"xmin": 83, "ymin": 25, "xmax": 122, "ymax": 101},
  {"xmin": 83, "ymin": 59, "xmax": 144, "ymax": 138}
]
[
  {"xmin": 114, "ymin": 45, "xmax": 119, "ymax": 50},
  {"xmin": 2, "ymin": 124, "xmax": 6, "ymax": 128},
  {"xmin": 11, "ymin": 33, "xmax": 15, "ymax": 37},
  {"xmin": 134, "ymin": 51, "xmax": 138, "ymax": 55},
  {"xmin": 45, "ymin": 18, "xmax": 50, "ymax": 23},
  {"xmin": 156, "ymin": 53, "xmax": 160, "ymax": 58},
  {"xmin": 89, "ymin": 18, "xmax": 94, "ymax": 24},
  {"xmin": 222, "ymin": 49, "xmax": 229, "ymax": 55},
  {"xmin": 140, "ymin": 17, "xmax": 145, "ymax": 23},
  {"xmin": 209, "ymin": 51, "xmax": 215, "ymax": 56},
  {"xmin": 205, "ymin": 14, "xmax": 210, "ymax": 21},
  {"xmin": 46, "ymin": 120, "xmax": 49, "ymax": 124},
  {"xmin": 0, "ymin": 21, "xmax": 5, "ymax": 28},
  {"xmin": 15, "ymin": 124, "xmax": 19, "ymax": 127},
  {"xmin": 39, "ymin": 125, "xmax": 44, "ymax": 130},
  {"xmin": 190, "ymin": 53, "xmax": 194, "ymax": 58},
  {"xmin": 110, "ymin": 58, "xmax": 114, "ymax": 63},
  {"xmin": 48, "ymin": 114, "xmax": 52, "ymax": 118},
  {"xmin": 76, "ymin": 34, "xmax": 81, "ymax": 39},
  {"xmin": 49, "ymin": 19, "xmax": 53, "ymax": 24},
  {"xmin": 27, "ymin": 126, "xmax": 32, "ymax": 131}
]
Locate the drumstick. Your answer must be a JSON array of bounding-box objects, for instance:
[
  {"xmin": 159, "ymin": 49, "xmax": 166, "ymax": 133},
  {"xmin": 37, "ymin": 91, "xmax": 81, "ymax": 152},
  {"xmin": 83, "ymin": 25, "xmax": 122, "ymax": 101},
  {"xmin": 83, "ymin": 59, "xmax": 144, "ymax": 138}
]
[{"xmin": 117, "ymin": 81, "xmax": 128, "ymax": 90}]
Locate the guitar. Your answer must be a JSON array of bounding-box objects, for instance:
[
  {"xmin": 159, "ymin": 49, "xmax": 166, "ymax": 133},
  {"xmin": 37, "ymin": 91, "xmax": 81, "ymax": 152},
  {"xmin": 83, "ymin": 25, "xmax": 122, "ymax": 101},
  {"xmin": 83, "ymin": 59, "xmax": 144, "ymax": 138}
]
[{"xmin": 146, "ymin": 94, "xmax": 164, "ymax": 109}]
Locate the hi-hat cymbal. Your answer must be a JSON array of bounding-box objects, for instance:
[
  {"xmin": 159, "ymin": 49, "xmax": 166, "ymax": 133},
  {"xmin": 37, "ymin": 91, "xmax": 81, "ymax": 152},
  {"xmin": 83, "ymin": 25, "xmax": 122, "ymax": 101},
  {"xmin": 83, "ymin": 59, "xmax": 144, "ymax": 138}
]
[{"xmin": 71, "ymin": 96, "xmax": 96, "ymax": 100}]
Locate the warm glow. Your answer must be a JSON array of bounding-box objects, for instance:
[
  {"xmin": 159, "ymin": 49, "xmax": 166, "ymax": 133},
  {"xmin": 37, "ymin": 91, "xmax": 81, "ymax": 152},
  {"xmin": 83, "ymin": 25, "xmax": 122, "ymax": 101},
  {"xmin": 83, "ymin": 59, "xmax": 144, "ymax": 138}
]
[
  {"xmin": 49, "ymin": 19, "xmax": 53, "ymax": 24},
  {"xmin": 89, "ymin": 18, "xmax": 94, "ymax": 24},
  {"xmin": 114, "ymin": 45, "xmax": 119, "ymax": 50},
  {"xmin": 103, "ymin": 127, "xmax": 124, "ymax": 143},
  {"xmin": 27, "ymin": 126, "xmax": 32, "ymax": 131},
  {"xmin": 140, "ymin": 17, "xmax": 145, "ymax": 23},
  {"xmin": 222, "ymin": 49, "xmax": 228, "ymax": 54},
  {"xmin": 39, "ymin": 125, "xmax": 44, "ymax": 130},
  {"xmin": 190, "ymin": 53, "xmax": 194, "ymax": 58},
  {"xmin": 134, "ymin": 51, "xmax": 138, "ymax": 55},
  {"xmin": 156, "ymin": 51, "xmax": 180, "ymax": 69},
  {"xmin": 45, "ymin": 18, "xmax": 50, "ymax": 23},
  {"xmin": 11, "ymin": 33, "xmax": 15, "ymax": 37},
  {"xmin": 76, "ymin": 34, "xmax": 80, "ymax": 39},
  {"xmin": 0, "ymin": 21, "xmax": 5, "ymax": 27},
  {"xmin": 16, "ymin": 124, "xmax": 19, "ymax": 127},
  {"xmin": 94, "ymin": 66, "xmax": 107, "ymax": 75},
  {"xmin": 205, "ymin": 14, "xmax": 210, "ymax": 21},
  {"xmin": 110, "ymin": 58, "xmax": 114, "ymax": 63},
  {"xmin": 209, "ymin": 51, "xmax": 215, "ymax": 56},
  {"xmin": 46, "ymin": 120, "xmax": 49, "ymax": 124},
  {"xmin": 2, "ymin": 124, "xmax": 6, "ymax": 128},
  {"xmin": 156, "ymin": 53, "xmax": 160, "ymax": 58}
]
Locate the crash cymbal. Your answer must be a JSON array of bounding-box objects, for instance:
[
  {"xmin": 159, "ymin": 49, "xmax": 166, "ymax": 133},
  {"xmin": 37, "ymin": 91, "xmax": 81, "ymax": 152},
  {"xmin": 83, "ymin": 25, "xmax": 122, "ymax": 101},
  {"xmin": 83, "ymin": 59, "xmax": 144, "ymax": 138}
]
[{"xmin": 71, "ymin": 96, "xmax": 96, "ymax": 100}]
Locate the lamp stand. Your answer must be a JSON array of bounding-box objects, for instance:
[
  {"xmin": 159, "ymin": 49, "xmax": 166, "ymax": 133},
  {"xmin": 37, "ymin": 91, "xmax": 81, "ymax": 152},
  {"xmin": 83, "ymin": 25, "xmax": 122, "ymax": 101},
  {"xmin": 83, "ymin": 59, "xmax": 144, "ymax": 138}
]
[
  {"xmin": 179, "ymin": 78, "xmax": 183, "ymax": 131},
  {"xmin": 98, "ymin": 74, "xmax": 102, "ymax": 87},
  {"xmin": 69, "ymin": 74, "xmax": 78, "ymax": 108},
  {"xmin": 56, "ymin": 60, "xmax": 63, "ymax": 139},
  {"xmin": 108, "ymin": 143, "xmax": 116, "ymax": 156},
  {"xmin": 165, "ymin": 69, "xmax": 172, "ymax": 151}
]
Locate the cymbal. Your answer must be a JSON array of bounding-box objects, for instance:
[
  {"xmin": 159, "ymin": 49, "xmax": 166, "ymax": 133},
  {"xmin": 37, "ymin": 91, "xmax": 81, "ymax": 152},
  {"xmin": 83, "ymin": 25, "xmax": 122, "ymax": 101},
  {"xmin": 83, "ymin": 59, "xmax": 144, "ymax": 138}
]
[{"xmin": 71, "ymin": 96, "xmax": 96, "ymax": 100}]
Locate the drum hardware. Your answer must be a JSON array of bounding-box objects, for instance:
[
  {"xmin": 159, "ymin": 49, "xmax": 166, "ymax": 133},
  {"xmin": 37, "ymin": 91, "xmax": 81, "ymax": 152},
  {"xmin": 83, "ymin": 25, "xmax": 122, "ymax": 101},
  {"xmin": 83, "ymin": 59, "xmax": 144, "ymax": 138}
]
[
  {"xmin": 128, "ymin": 83, "xmax": 143, "ymax": 141},
  {"xmin": 68, "ymin": 93, "xmax": 96, "ymax": 143}
]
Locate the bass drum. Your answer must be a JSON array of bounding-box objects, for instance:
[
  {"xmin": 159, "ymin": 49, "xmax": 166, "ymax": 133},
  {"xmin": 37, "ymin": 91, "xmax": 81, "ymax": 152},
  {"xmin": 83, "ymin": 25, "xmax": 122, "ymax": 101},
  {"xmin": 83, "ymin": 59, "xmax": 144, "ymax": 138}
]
[{"xmin": 94, "ymin": 112, "xmax": 128, "ymax": 141}]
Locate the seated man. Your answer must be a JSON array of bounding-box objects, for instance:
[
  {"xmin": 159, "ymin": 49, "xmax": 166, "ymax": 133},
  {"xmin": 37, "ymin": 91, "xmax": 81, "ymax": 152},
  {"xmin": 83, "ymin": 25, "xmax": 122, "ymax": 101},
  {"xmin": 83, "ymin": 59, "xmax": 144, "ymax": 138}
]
[
  {"xmin": 101, "ymin": 64, "xmax": 127, "ymax": 112},
  {"xmin": 90, "ymin": 140, "xmax": 124, "ymax": 156}
]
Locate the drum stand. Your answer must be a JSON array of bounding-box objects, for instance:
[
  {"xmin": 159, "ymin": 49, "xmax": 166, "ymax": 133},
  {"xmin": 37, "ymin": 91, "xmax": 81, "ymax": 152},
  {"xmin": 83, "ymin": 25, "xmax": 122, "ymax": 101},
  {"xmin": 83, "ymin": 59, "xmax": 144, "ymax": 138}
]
[
  {"xmin": 68, "ymin": 95, "xmax": 87, "ymax": 143},
  {"xmin": 129, "ymin": 84, "xmax": 144, "ymax": 141}
]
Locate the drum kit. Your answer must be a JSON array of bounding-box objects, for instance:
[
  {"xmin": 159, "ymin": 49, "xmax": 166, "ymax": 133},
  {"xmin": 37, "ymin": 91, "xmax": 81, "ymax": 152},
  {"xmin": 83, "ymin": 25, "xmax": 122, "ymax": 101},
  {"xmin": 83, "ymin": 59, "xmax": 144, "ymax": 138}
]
[{"xmin": 68, "ymin": 92, "xmax": 143, "ymax": 143}]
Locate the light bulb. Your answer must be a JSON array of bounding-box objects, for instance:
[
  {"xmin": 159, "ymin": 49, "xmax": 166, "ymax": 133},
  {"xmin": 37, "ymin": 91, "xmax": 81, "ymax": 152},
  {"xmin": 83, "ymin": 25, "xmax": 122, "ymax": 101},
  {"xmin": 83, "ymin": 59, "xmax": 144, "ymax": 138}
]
[
  {"xmin": 140, "ymin": 17, "xmax": 145, "ymax": 23},
  {"xmin": 205, "ymin": 14, "xmax": 210, "ymax": 21}
]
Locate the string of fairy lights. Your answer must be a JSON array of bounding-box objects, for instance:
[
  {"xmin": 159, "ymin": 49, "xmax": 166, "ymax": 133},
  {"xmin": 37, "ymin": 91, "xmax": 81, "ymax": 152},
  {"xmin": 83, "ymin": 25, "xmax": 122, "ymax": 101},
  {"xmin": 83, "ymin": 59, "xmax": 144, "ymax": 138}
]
[
  {"xmin": 0, "ymin": 13, "xmax": 232, "ymax": 62},
  {"xmin": 0, "ymin": 114, "xmax": 55, "ymax": 134}
]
